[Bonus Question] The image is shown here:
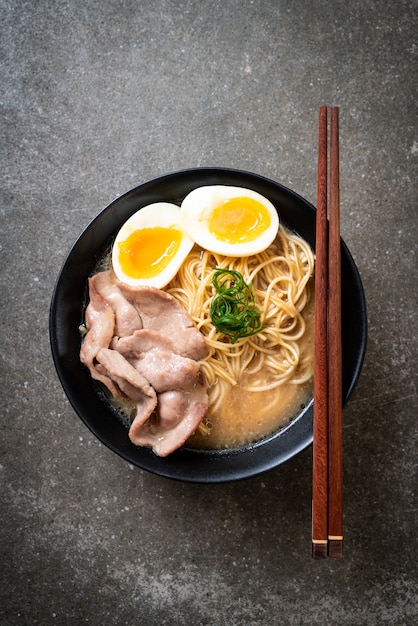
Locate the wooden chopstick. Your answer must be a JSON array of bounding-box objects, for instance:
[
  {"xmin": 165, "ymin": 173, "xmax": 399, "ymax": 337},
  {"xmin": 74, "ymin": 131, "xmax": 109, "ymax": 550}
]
[
  {"xmin": 312, "ymin": 105, "xmax": 343, "ymax": 559},
  {"xmin": 327, "ymin": 106, "xmax": 343, "ymax": 557},
  {"xmin": 312, "ymin": 105, "xmax": 329, "ymax": 560}
]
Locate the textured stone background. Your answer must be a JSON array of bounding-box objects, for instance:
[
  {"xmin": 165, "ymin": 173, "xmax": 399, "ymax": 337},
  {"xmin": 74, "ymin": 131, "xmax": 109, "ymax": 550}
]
[{"xmin": 1, "ymin": 1, "xmax": 417, "ymax": 624}]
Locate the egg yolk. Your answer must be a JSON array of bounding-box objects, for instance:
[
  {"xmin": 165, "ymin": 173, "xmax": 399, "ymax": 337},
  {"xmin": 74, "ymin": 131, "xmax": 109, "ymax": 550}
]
[
  {"xmin": 208, "ymin": 196, "xmax": 271, "ymax": 244},
  {"xmin": 117, "ymin": 227, "xmax": 182, "ymax": 279}
]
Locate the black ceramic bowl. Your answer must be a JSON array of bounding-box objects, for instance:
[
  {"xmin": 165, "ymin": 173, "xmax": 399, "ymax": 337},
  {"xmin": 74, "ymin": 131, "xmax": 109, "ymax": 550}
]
[{"xmin": 49, "ymin": 168, "xmax": 367, "ymax": 483}]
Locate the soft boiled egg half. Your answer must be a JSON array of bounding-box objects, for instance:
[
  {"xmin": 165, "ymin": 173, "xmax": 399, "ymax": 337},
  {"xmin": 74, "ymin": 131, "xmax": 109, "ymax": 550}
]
[
  {"xmin": 180, "ymin": 185, "xmax": 279, "ymax": 257},
  {"xmin": 112, "ymin": 203, "xmax": 194, "ymax": 288}
]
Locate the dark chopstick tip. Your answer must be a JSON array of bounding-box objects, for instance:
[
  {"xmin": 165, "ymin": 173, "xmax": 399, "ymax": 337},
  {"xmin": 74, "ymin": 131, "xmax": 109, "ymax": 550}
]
[
  {"xmin": 328, "ymin": 539, "xmax": 343, "ymax": 558},
  {"xmin": 312, "ymin": 542, "xmax": 328, "ymax": 560}
]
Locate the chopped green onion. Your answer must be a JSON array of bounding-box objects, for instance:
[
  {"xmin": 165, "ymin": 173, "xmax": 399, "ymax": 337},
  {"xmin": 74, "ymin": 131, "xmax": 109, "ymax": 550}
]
[{"xmin": 209, "ymin": 268, "xmax": 266, "ymax": 344}]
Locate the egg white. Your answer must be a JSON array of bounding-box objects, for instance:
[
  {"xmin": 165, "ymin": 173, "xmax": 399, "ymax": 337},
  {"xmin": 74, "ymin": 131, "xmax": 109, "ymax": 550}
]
[
  {"xmin": 112, "ymin": 202, "xmax": 194, "ymax": 288},
  {"xmin": 180, "ymin": 185, "xmax": 279, "ymax": 257}
]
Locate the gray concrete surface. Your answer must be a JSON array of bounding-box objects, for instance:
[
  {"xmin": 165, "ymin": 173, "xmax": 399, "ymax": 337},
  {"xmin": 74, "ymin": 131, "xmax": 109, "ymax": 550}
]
[{"xmin": 1, "ymin": 1, "xmax": 417, "ymax": 624}]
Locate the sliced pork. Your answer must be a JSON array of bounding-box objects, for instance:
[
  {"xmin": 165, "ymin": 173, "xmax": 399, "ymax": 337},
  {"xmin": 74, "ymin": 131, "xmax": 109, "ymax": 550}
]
[
  {"xmin": 80, "ymin": 277, "xmax": 120, "ymax": 397},
  {"xmin": 114, "ymin": 329, "xmax": 177, "ymax": 356},
  {"xmin": 90, "ymin": 271, "xmax": 142, "ymax": 338},
  {"xmin": 80, "ymin": 277, "xmax": 115, "ymax": 364},
  {"xmin": 117, "ymin": 282, "xmax": 208, "ymax": 360},
  {"xmin": 117, "ymin": 346, "xmax": 200, "ymax": 392},
  {"xmin": 80, "ymin": 270, "xmax": 209, "ymax": 456},
  {"xmin": 128, "ymin": 378, "xmax": 208, "ymax": 456},
  {"xmin": 96, "ymin": 348, "xmax": 157, "ymax": 425}
]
